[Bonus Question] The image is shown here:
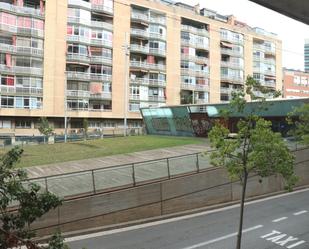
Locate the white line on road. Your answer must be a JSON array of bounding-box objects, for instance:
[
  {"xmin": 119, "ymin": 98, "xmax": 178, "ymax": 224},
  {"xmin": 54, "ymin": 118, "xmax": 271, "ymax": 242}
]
[
  {"xmin": 180, "ymin": 225, "xmax": 263, "ymax": 249},
  {"xmin": 293, "ymin": 210, "xmax": 308, "ymax": 216},
  {"xmin": 65, "ymin": 188, "xmax": 309, "ymax": 242},
  {"xmin": 272, "ymin": 217, "xmax": 288, "ymax": 223}
]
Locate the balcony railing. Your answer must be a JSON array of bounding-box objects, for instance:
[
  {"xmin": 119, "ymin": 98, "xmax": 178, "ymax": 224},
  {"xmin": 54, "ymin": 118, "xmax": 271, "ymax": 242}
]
[
  {"xmin": 195, "ymin": 99, "xmax": 208, "ymax": 104},
  {"xmin": 0, "ymin": 65, "xmax": 43, "ymax": 76},
  {"xmin": 148, "ymin": 96, "xmax": 166, "ymax": 102},
  {"xmin": 130, "ymin": 44, "xmax": 149, "ymax": 54},
  {"xmin": 0, "ymin": 2, "xmax": 44, "ymax": 17},
  {"xmin": 66, "ymin": 90, "xmax": 90, "ymax": 98},
  {"xmin": 0, "ymin": 44, "xmax": 43, "ymax": 56},
  {"xmin": 91, "ymin": 4, "xmax": 113, "ymax": 14},
  {"xmin": 67, "ymin": 35, "xmax": 90, "ymax": 44},
  {"xmin": 130, "ymin": 78, "xmax": 166, "ymax": 87},
  {"xmin": 90, "ymin": 92, "xmax": 112, "ymax": 99},
  {"xmin": 221, "ymin": 74, "xmax": 244, "ymax": 83},
  {"xmin": 181, "ymin": 25, "xmax": 209, "ymax": 37},
  {"xmin": 181, "ymin": 39, "xmax": 209, "ymax": 50},
  {"xmin": 91, "ymin": 21, "xmax": 113, "ymax": 31},
  {"xmin": 181, "ymin": 83, "xmax": 209, "ymax": 92},
  {"xmin": 90, "ymin": 73, "xmax": 112, "ymax": 81},
  {"xmin": 220, "ymin": 87, "xmax": 243, "ymax": 95},
  {"xmin": 221, "ymin": 48, "xmax": 243, "ymax": 57},
  {"xmin": 253, "ymin": 44, "xmax": 276, "ymax": 54},
  {"xmin": 149, "ymin": 17, "xmax": 166, "ymax": 25},
  {"xmin": 91, "ymin": 38, "xmax": 112, "ymax": 47},
  {"xmin": 130, "ymin": 95, "xmax": 140, "ymax": 101},
  {"xmin": 90, "ymin": 56, "xmax": 112, "ymax": 65},
  {"xmin": 149, "ymin": 48, "xmax": 166, "ymax": 56},
  {"xmin": 17, "ymin": 27, "xmax": 44, "ymax": 38},
  {"xmin": 181, "ymin": 54, "xmax": 209, "ymax": 64},
  {"xmin": 149, "ymin": 32, "xmax": 166, "ymax": 40},
  {"xmin": 68, "ymin": 0, "xmax": 91, "ymax": 9},
  {"xmin": 66, "ymin": 54, "xmax": 90, "ymax": 63},
  {"xmin": 131, "ymin": 12, "xmax": 149, "ymax": 22},
  {"xmin": 0, "ymin": 86, "xmax": 43, "ymax": 95},
  {"xmin": 0, "ymin": 23, "xmax": 17, "ymax": 33},
  {"xmin": 181, "ymin": 68, "xmax": 209, "ymax": 77},
  {"xmin": 66, "ymin": 71, "xmax": 90, "ymax": 81},
  {"xmin": 130, "ymin": 61, "xmax": 166, "ymax": 71},
  {"xmin": 131, "ymin": 29, "xmax": 149, "ymax": 38},
  {"xmin": 221, "ymin": 34, "xmax": 244, "ymax": 44},
  {"xmin": 221, "ymin": 61, "xmax": 244, "ymax": 69}
]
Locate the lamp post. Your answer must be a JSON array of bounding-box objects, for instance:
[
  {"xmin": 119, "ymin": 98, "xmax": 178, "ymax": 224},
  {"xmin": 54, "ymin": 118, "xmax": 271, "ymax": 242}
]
[{"xmin": 122, "ymin": 33, "xmax": 130, "ymax": 137}]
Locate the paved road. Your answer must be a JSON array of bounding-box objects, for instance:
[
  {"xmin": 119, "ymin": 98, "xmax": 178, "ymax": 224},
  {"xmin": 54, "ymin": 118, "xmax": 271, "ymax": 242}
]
[{"xmin": 66, "ymin": 188, "xmax": 309, "ymax": 249}]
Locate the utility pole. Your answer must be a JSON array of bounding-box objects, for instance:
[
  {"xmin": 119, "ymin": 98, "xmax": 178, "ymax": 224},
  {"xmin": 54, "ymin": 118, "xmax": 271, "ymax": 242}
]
[
  {"xmin": 64, "ymin": 74, "xmax": 68, "ymax": 143},
  {"xmin": 122, "ymin": 32, "xmax": 130, "ymax": 137}
]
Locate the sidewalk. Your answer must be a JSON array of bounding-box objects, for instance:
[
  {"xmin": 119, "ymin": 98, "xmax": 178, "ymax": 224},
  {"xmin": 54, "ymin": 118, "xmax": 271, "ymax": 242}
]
[{"xmin": 26, "ymin": 142, "xmax": 211, "ymax": 179}]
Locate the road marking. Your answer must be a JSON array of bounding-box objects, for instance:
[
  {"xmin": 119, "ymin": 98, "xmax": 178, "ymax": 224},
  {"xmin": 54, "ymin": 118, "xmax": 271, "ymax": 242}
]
[
  {"xmin": 180, "ymin": 225, "xmax": 263, "ymax": 249},
  {"xmin": 293, "ymin": 210, "xmax": 308, "ymax": 216},
  {"xmin": 287, "ymin": 240, "xmax": 306, "ymax": 248},
  {"xmin": 272, "ymin": 217, "xmax": 288, "ymax": 222},
  {"xmin": 261, "ymin": 230, "xmax": 307, "ymax": 248},
  {"xmin": 65, "ymin": 188, "xmax": 309, "ymax": 242}
]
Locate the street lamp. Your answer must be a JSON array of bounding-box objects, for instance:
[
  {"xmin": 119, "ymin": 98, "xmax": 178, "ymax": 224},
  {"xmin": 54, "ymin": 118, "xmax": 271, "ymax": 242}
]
[{"xmin": 122, "ymin": 32, "xmax": 130, "ymax": 137}]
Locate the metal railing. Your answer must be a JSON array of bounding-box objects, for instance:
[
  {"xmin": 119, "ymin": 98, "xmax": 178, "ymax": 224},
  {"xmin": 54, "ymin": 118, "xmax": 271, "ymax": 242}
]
[
  {"xmin": 27, "ymin": 151, "xmax": 212, "ymax": 198},
  {"xmin": 0, "ymin": 86, "xmax": 43, "ymax": 95},
  {"xmin": 0, "ymin": 2, "xmax": 43, "ymax": 17},
  {"xmin": 181, "ymin": 83, "xmax": 209, "ymax": 92},
  {"xmin": 181, "ymin": 25, "xmax": 209, "ymax": 37}
]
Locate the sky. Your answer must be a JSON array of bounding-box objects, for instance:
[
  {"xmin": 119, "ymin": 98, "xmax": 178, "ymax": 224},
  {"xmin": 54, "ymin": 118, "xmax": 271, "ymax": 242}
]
[{"xmin": 182, "ymin": 0, "xmax": 309, "ymax": 71}]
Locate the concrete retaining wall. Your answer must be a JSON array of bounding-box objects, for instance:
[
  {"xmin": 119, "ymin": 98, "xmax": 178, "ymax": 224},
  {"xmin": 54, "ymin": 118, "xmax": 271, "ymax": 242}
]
[{"xmin": 32, "ymin": 148, "xmax": 309, "ymax": 236}]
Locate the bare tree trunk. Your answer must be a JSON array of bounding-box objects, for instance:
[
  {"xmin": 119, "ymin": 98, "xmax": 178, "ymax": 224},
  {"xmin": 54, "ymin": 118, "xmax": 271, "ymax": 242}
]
[{"xmin": 236, "ymin": 171, "xmax": 248, "ymax": 249}]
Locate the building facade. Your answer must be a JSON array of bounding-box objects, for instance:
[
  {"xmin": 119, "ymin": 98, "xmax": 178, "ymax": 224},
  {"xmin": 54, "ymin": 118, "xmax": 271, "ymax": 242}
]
[
  {"xmin": 0, "ymin": 0, "xmax": 282, "ymax": 135},
  {"xmin": 283, "ymin": 69, "xmax": 309, "ymax": 99}
]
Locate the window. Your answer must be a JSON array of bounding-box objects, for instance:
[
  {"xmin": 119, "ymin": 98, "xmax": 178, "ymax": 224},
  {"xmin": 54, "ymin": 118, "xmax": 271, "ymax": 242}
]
[
  {"xmin": 1, "ymin": 96, "xmax": 14, "ymax": 108},
  {"xmin": 15, "ymin": 120, "xmax": 31, "ymax": 129}
]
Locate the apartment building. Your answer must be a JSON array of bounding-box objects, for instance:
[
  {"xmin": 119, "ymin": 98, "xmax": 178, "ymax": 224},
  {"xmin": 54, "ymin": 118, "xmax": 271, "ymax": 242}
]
[
  {"xmin": 0, "ymin": 0, "xmax": 282, "ymax": 135},
  {"xmin": 283, "ymin": 69, "xmax": 309, "ymax": 99}
]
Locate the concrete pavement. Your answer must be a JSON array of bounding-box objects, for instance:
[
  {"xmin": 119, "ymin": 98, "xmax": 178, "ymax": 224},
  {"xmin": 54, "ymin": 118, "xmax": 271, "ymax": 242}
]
[{"xmin": 66, "ymin": 188, "xmax": 309, "ymax": 249}]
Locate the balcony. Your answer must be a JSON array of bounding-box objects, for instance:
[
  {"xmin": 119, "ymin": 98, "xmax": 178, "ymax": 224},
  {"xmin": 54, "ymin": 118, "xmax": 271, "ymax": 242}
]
[
  {"xmin": 91, "ymin": 4, "xmax": 113, "ymax": 14},
  {"xmin": 181, "ymin": 25, "xmax": 209, "ymax": 37},
  {"xmin": 181, "ymin": 68, "xmax": 209, "ymax": 77},
  {"xmin": 0, "ymin": 23, "xmax": 17, "ymax": 33},
  {"xmin": 67, "ymin": 16, "xmax": 91, "ymax": 26},
  {"xmin": 66, "ymin": 90, "xmax": 90, "ymax": 98},
  {"xmin": 221, "ymin": 48, "xmax": 243, "ymax": 57},
  {"xmin": 130, "ymin": 77, "xmax": 166, "ymax": 87},
  {"xmin": 221, "ymin": 61, "xmax": 244, "ymax": 69},
  {"xmin": 0, "ymin": 65, "xmax": 43, "ymax": 76},
  {"xmin": 91, "ymin": 21, "xmax": 113, "ymax": 31},
  {"xmin": 181, "ymin": 39, "xmax": 209, "ymax": 50},
  {"xmin": 90, "ymin": 73, "xmax": 112, "ymax": 81},
  {"xmin": 68, "ymin": 0, "xmax": 91, "ymax": 9},
  {"xmin": 195, "ymin": 99, "xmax": 208, "ymax": 104},
  {"xmin": 66, "ymin": 71, "xmax": 90, "ymax": 81},
  {"xmin": 253, "ymin": 56, "xmax": 276, "ymax": 65},
  {"xmin": 149, "ymin": 17, "xmax": 166, "ymax": 25},
  {"xmin": 181, "ymin": 83, "xmax": 209, "ymax": 92},
  {"xmin": 0, "ymin": 44, "xmax": 43, "ymax": 57},
  {"xmin": 90, "ymin": 56, "xmax": 112, "ymax": 65},
  {"xmin": 149, "ymin": 48, "xmax": 166, "ymax": 57},
  {"xmin": 264, "ymin": 70, "xmax": 276, "ymax": 76},
  {"xmin": 131, "ymin": 11, "xmax": 149, "ymax": 23},
  {"xmin": 148, "ymin": 96, "xmax": 166, "ymax": 102},
  {"xmin": 131, "ymin": 29, "xmax": 149, "ymax": 38},
  {"xmin": 181, "ymin": 54, "xmax": 208, "ymax": 64},
  {"xmin": 0, "ymin": 86, "xmax": 43, "ymax": 95},
  {"xmin": 67, "ymin": 35, "xmax": 90, "ymax": 44},
  {"xmin": 91, "ymin": 38, "xmax": 112, "ymax": 47},
  {"xmin": 130, "ymin": 61, "xmax": 166, "ymax": 71},
  {"xmin": 221, "ymin": 74, "xmax": 244, "ymax": 83},
  {"xmin": 17, "ymin": 27, "xmax": 44, "ymax": 38},
  {"xmin": 66, "ymin": 54, "xmax": 90, "ymax": 64},
  {"xmin": 130, "ymin": 44, "xmax": 149, "ymax": 54},
  {"xmin": 90, "ymin": 92, "xmax": 112, "ymax": 99},
  {"xmin": 130, "ymin": 95, "xmax": 140, "ymax": 101},
  {"xmin": 0, "ymin": 2, "xmax": 44, "ymax": 18},
  {"xmin": 253, "ymin": 44, "xmax": 276, "ymax": 54},
  {"xmin": 221, "ymin": 34, "xmax": 244, "ymax": 45},
  {"xmin": 149, "ymin": 32, "xmax": 165, "ymax": 40},
  {"xmin": 149, "ymin": 79, "xmax": 166, "ymax": 87}
]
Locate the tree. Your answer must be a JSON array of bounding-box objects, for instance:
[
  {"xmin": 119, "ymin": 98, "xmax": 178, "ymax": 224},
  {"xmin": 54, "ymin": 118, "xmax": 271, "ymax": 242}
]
[
  {"xmin": 0, "ymin": 146, "xmax": 64, "ymax": 248},
  {"xmin": 82, "ymin": 118, "xmax": 89, "ymax": 141},
  {"xmin": 38, "ymin": 117, "xmax": 54, "ymax": 144},
  {"xmin": 208, "ymin": 76, "xmax": 297, "ymax": 249},
  {"xmin": 288, "ymin": 103, "xmax": 309, "ymax": 145}
]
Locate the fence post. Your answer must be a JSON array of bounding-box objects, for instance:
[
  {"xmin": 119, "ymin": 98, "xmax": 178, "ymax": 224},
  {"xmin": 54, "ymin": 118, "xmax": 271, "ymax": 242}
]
[
  {"xmin": 91, "ymin": 170, "xmax": 96, "ymax": 194},
  {"xmin": 132, "ymin": 163, "xmax": 136, "ymax": 186},
  {"xmin": 166, "ymin": 158, "xmax": 171, "ymax": 179},
  {"xmin": 196, "ymin": 153, "xmax": 200, "ymax": 173},
  {"xmin": 45, "ymin": 177, "xmax": 48, "ymax": 192}
]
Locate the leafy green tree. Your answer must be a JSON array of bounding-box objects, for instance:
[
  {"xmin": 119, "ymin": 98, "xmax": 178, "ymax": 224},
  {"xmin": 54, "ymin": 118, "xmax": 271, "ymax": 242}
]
[
  {"xmin": 82, "ymin": 118, "xmax": 89, "ymax": 141},
  {"xmin": 0, "ymin": 146, "xmax": 63, "ymax": 248},
  {"xmin": 288, "ymin": 103, "xmax": 309, "ymax": 145},
  {"xmin": 38, "ymin": 117, "xmax": 54, "ymax": 144},
  {"xmin": 208, "ymin": 76, "xmax": 297, "ymax": 249}
]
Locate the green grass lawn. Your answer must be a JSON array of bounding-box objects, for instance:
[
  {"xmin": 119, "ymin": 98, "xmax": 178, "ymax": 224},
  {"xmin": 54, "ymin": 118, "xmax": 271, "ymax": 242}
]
[{"xmin": 0, "ymin": 135, "xmax": 205, "ymax": 168}]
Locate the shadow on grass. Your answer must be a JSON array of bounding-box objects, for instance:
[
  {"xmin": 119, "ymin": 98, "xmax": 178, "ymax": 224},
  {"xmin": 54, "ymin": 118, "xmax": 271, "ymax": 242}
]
[{"xmin": 74, "ymin": 142, "xmax": 101, "ymax": 149}]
